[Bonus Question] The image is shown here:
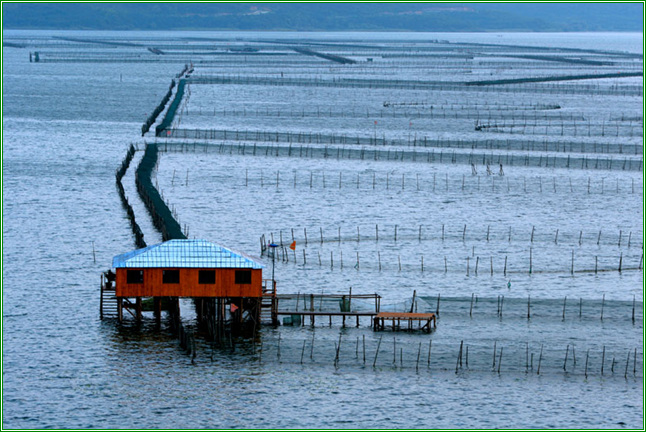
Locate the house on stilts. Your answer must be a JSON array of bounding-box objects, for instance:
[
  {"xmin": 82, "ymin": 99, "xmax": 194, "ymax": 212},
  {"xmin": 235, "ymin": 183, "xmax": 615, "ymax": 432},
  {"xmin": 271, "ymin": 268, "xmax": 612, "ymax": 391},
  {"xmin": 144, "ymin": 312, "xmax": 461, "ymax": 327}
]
[{"xmin": 100, "ymin": 239, "xmax": 277, "ymax": 330}]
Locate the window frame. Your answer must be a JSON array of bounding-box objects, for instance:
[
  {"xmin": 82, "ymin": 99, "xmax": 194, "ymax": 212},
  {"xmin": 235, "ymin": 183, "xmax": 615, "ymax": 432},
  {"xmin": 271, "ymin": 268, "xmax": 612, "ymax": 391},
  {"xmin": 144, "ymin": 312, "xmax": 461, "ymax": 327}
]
[
  {"xmin": 198, "ymin": 270, "xmax": 216, "ymax": 284},
  {"xmin": 235, "ymin": 270, "xmax": 252, "ymax": 285},
  {"xmin": 162, "ymin": 269, "xmax": 180, "ymax": 284},
  {"xmin": 126, "ymin": 269, "xmax": 144, "ymax": 284}
]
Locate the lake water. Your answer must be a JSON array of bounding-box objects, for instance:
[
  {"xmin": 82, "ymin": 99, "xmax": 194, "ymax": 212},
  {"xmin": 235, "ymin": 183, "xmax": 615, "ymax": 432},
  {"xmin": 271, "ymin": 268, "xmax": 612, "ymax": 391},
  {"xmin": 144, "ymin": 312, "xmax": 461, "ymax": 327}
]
[{"xmin": 2, "ymin": 30, "xmax": 643, "ymax": 429}]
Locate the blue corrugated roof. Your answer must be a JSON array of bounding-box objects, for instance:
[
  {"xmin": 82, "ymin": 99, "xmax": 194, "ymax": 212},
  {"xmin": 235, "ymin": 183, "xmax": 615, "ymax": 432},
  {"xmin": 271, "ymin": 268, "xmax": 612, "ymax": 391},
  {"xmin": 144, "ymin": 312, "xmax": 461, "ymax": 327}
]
[{"xmin": 112, "ymin": 239, "xmax": 264, "ymax": 269}]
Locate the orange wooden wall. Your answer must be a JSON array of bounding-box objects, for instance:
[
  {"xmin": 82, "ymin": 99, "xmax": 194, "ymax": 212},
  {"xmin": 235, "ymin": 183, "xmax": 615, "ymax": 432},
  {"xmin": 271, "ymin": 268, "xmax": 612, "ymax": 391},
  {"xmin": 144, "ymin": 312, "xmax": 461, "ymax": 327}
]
[{"xmin": 115, "ymin": 268, "xmax": 263, "ymax": 298}]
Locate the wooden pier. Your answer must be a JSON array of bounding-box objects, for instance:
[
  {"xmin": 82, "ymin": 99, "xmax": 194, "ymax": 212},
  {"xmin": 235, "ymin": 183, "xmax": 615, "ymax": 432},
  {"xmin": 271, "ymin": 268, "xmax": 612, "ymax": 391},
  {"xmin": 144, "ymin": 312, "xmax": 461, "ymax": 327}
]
[
  {"xmin": 276, "ymin": 310, "xmax": 378, "ymax": 327},
  {"xmin": 373, "ymin": 312, "xmax": 437, "ymax": 333},
  {"xmin": 273, "ymin": 291, "xmax": 381, "ymax": 327},
  {"xmin": 274, "ymin": 291, "xmax": 437, "ymax": 332}
]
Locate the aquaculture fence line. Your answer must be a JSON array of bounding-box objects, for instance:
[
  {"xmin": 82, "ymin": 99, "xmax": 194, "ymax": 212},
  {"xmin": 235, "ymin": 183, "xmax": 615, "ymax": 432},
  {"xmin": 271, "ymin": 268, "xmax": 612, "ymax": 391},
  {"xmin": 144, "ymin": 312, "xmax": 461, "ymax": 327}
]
[{"xmin": 156, "ymin": 140, "xmax": 643, "ymax": 172}]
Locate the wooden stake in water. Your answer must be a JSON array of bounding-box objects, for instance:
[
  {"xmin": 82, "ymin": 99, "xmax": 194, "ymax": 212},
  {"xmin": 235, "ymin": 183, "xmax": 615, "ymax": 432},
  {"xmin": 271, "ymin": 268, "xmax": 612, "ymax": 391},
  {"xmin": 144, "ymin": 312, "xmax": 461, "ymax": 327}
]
[
  {"xmin": 301, "ymin": 339, "xmax": 306, "ymax": 364},
  {"xmin": 362, "ymin": 335, "xmax": 366, "ymax": 364},
  {"xmin": 373, "ymin": 335, "xmax": 383, "ymax": 368},
  {"xmin": 584, "ymin": 349, "xmax": 589, "ymax": 378},
  {"xmin": 601, "ymin": 294, "xmax": 605, "ymax": 321},
  {"xmin": 624, "ymin": 350, "xmax": 630, "ymax": 378},
  {"xmin": 497, "ymin": 347, "xmax": 503, "ymax": 374},
  {"xmin": 92, "ymin": 241, "xmax": 96, "ymax": 263},
  {"xmin": 416, "ymin": 342, "xmax": 422, "ymax": 373},
  {"xmin": 537, "ymin": 344, "xmax": 543, "ymax": 375},
  {"xmin": 529, "ymin": 247, "xmax": 533, "ymax": 275},
  {"xmin": 393, "ymin": 337, "xmax": 397, "ymax": 364},
  {"xmin": 564, "ymin": 345, "xmax": 569, "ymax": 371},
  {"xmin": 427, "ymin": 340, "xmax": 432, "ymax": 368},
  {"xmin": 456, "ymin": 341, "xmax": 462, "ymax": 373},
  {"xmin": 492, "ymin": 341, "xmax": 497, "ymax": 369},
  {"xmin": 562, "ymin": 296, "xmax": 567, "ymax": 321},
  {"xmin": 601, "ymin": 346, "xmax": 606, "ymax": 375},
  {"xmin": 527, "ymin": 295, "xmax": 531, "ymax": 320},
  {"xmin": 469, "ymin": 293, "xmax": 474, "ymax": 318}
]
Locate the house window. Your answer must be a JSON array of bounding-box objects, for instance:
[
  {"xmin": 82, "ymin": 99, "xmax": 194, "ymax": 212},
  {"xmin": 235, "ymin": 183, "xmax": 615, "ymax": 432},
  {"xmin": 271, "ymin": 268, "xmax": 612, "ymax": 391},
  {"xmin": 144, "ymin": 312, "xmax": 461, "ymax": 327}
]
[
  {"xmin": 199, "ymin": 270, "xmax": 216, "ymax": 284},
  {"xmin": 163, "ymin": 270, "xmax": 180, "ymax": 284},
  {"xmin": 235, "ymin": 270, "xmax": 252, "ymax": 284},
  {"xmin": 127, "ymin": 270, "xmax": 144, "ymax": 284}
]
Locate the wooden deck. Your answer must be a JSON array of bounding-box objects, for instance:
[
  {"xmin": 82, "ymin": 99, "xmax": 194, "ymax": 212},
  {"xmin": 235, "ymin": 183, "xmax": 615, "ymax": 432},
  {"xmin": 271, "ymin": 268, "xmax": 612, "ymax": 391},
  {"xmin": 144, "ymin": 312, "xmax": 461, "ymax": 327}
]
[
  {"xmin": 276, "ymin": 310, "xmax": 378, "ymax": 327},
  {"xmin": 373, "ymin": 312, "xmax": 437, "ymax": 333}
]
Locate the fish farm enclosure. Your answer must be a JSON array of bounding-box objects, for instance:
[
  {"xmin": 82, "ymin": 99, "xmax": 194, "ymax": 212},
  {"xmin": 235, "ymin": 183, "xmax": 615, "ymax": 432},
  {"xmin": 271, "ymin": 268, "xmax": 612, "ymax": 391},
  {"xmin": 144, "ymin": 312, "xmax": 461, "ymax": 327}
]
[{"xmin": 2, "ymin": 31, "xmax": 643, "ymax": 429}]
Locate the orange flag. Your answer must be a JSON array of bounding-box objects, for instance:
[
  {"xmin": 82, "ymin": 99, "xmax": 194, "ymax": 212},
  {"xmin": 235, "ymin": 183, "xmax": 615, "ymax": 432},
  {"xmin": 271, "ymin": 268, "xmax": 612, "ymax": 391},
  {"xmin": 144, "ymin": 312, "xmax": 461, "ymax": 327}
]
[
  {"xmin": 230, "ymin": 303, "xmax": 239, "ymax": 313},
  {"xmin": 290, "ymin": 241, "xmax": 296, "ymax": 250}
]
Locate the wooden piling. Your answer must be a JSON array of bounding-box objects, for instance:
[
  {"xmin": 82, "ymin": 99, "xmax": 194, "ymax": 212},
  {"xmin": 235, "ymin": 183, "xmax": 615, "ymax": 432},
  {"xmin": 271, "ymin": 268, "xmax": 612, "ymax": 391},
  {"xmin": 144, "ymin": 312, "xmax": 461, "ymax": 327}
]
[
  {"xmin": 469, "ymin": 293, "xmax": 474, "ymax": 318},
  {"xmin": 624, "ymin": 350, "xmax": 630, "ymax": 378},
  {"xmin": 497, "ymin": 347, "xmax": 503, "ymax": 374},
  {"xmin": 373, "ymin": 335, "xmax": 383, "ymax": 367},
  {"xmin": 456, "ymin": 340, "xmax": 463, "ymax": 373},
  {"xmin": 537, "ymin": 344, "xmax": 543, "ymax": 375},
  {"xmin": 362, "ymin": 335, "xmax": 366, "ymax": 364},
  {"xmin": 529, "ymin": 247, "xmax": 533, "ymax": 274},
  {"xmin": 416, "ymin": 342, "xmax": 422, "ymax": 373},
  {"xmin": 527, "ymin": 295, "xmax": 531, "ymax": 320}
]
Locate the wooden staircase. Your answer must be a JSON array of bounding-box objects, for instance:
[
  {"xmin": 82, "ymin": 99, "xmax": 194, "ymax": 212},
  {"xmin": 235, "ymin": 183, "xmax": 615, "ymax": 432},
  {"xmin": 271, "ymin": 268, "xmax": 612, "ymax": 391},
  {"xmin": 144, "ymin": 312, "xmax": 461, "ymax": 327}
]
[
  {"xmin": 100, "ymin": 274, "xmax": 119, "ymax": 319},
  {"xmin": 260, "ymin": 279, "xmax": 278, "ymax": 325}
]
